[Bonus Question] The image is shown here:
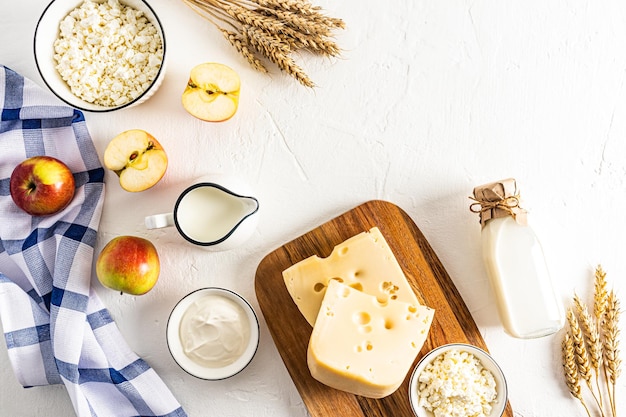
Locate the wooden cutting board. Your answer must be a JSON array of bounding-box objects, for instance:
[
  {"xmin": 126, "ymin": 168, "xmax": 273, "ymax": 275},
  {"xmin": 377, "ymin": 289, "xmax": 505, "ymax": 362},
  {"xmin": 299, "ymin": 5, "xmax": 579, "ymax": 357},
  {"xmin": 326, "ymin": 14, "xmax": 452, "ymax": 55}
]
[{"xmin": 254, "ymin": 200, "xmax": 514, "ymax": 417}]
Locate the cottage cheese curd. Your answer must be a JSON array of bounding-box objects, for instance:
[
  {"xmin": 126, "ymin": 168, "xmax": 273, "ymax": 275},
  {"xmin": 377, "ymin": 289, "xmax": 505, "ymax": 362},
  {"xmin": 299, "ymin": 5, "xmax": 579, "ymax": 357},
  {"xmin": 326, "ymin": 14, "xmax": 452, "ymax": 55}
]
[
  {"xmin": 417, "ymin": 349, "xmax": 497, "ymax": 417},
  {"xmin": 53, "ymin": 0, "xmax": 163, "ymax": 107}
]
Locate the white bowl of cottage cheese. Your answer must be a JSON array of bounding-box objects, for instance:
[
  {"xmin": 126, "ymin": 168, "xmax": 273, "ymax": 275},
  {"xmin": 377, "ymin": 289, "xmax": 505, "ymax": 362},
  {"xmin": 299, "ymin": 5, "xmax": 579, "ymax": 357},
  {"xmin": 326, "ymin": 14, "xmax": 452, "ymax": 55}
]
[
  {"xmin": 34, "ymin": 0, "xmax": 166, "ymax": 112},
  {"xmin": 409, "ymin": 343, "xmax": 508, "ymax": 417}
]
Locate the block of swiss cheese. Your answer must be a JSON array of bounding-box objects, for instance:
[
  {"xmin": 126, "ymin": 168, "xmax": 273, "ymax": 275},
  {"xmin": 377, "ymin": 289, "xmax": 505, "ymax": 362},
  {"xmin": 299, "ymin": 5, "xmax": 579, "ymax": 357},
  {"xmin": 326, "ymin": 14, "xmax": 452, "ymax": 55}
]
[
  {"xmin": 307, "ymin": 279, "xmax": 434, "ymax": 398},
  {"xmin": 282, "ymin": 227, "xmax": 421, "ymax": 326}
]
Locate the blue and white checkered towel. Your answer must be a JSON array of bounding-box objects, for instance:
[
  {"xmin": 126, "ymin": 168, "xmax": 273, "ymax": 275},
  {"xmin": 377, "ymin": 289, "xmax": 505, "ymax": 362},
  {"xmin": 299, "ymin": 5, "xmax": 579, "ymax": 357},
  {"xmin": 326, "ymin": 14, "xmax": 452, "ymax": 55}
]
[{"xmin": 0, "ymin": 66, "xmax": 187, "ymax": 417}]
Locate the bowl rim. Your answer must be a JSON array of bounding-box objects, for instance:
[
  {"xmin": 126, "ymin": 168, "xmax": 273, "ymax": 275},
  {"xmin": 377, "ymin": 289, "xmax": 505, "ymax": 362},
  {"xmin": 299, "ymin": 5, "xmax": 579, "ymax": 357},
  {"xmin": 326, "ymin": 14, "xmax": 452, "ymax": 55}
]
[
  {"xmin": 166, "ymin": 287, "xmax": 261, "ymax": 380},
  {"xmin": 408, "ymin": 342, "xmax": 508, "ymax": 417},
  {"xmin": 33, "ymin": 0, "xmax": 167, "ymax": 112}
]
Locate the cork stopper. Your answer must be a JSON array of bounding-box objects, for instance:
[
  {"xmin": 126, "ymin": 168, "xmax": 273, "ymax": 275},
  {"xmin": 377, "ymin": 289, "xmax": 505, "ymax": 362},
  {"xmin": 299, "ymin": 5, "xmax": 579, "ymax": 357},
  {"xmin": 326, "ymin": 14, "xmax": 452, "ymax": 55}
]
[{"xmin": 470, "ymin": 178, "xmax": 527, "ymax": 228}]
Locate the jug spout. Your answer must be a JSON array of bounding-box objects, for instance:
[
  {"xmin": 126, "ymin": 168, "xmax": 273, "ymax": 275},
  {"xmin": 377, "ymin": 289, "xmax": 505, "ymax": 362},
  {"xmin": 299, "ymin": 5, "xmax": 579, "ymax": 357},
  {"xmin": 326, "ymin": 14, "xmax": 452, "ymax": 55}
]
[
  {"xmin": 241, "ymin": 195, "xmax": 260, "ymax": 218},
  {"xmin": 209, "ymin": 191, "xmax": 258, "ymax": 251}
]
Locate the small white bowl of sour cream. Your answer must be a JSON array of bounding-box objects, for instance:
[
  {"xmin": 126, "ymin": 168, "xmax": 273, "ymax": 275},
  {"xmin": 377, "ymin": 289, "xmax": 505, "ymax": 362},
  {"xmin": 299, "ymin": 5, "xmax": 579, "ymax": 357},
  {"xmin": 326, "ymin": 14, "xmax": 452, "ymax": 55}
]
[{"xmin": 166, "ymin": 287, "xmax": 260, "ymax": 380}]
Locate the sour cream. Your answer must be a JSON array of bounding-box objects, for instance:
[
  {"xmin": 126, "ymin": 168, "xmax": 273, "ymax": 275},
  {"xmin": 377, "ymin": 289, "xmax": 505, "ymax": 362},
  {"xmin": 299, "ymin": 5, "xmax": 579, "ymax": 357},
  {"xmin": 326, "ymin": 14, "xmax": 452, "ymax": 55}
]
[{"xmin": 179, "ymin": 294, "xmax": 251, "ymax": 368}]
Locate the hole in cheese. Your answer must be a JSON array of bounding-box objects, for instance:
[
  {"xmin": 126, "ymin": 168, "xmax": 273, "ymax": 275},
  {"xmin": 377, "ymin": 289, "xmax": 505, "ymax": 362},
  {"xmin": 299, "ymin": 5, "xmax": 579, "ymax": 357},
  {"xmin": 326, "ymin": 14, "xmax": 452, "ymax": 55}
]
[
  {"xmin": 381, "ymin": 282, "xmax": 400, "ymax": 302},
  {"xmin": 381, "ymin": 281, "xmax": 398, "ymax": 293},
  {"xmin": 339, "ymin": 247, "xmax": 349, "ymax": 255},
  {"xmin": 353, "ymin": 311, "xmax": 371, "ymax": 325},
  {"xmin": 338, "ymin": 285, "xmax": 351, "ymax": 298},
  {"xmin": 384, "ymin": 319, "xmax": 394, "ymax": 329},
  {"xmin": 360, "ymin": 325, "xmax": 372, "ymax": 334},
  {"xmin": 355, "ymin": 341, "xmax": 374, "ymax": 353},
  {"xmin": 314, "ymin": 277, "xmax": 344, "ymax": 293},
  {"xmin": 350, "ymin": 282, "xmax": 364, "ymax": 291},
  {"xmin": 375, "ymin": 294, "xmax": 389, "ymax": 305}
]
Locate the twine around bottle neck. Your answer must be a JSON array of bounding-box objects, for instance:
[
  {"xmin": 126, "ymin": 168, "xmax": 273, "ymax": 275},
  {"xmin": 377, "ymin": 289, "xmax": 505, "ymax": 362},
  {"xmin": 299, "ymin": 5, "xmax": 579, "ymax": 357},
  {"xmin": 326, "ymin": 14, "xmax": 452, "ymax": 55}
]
[
  {"xmin": 469, "ymin": 194, "xmax": 520, "ymax": 214},
  {"xmin": 469, "ymin": 194, "xmax": 527, "ymax": 228}
]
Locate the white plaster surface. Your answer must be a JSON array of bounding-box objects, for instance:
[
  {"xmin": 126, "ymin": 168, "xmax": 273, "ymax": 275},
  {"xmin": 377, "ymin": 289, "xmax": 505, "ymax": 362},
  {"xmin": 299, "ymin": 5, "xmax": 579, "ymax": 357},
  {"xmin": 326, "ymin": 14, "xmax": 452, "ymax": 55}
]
[{"xmin": 1, "ymin": 1, "xmax": 626, "ymax": 416}]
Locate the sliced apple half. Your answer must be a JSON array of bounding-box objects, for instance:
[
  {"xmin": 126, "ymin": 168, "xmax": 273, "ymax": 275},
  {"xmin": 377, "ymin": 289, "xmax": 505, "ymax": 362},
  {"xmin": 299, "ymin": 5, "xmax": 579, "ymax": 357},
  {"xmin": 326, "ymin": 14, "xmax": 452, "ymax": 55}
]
[
  {"xmin": 103, "ymin": 129, "xmax": 168, "ymax": 192},
  {"xmin": 182, "ymin": 63, "xmax": 241, "ymax": 122}
]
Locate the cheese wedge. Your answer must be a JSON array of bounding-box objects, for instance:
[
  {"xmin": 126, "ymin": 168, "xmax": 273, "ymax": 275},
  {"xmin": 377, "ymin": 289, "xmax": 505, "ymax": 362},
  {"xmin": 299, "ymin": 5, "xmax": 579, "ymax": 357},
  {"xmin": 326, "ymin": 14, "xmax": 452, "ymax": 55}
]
[
  {"xmin": 308, "ymin": 280, "xmax": 434, "ymax": 398},
  {"xmin": 282, "ymin": 227, "xmax": 419, "ymax": 326}
]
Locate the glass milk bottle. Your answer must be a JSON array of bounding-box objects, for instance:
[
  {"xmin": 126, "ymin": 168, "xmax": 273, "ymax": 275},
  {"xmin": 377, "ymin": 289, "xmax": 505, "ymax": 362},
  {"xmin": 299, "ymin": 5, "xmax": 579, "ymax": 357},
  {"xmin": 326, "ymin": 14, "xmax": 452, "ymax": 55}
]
[{"xmin": 470, "ymin": 178, "xmax": 564, "ymax": 338}]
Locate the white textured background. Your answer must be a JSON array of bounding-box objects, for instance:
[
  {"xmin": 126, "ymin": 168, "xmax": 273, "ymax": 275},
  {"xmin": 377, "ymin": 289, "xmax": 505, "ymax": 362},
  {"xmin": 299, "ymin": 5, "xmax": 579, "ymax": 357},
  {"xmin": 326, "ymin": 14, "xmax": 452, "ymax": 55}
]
[{"xmin": 2, "ymin": 1, "xmax": 626, "ymax": 416}]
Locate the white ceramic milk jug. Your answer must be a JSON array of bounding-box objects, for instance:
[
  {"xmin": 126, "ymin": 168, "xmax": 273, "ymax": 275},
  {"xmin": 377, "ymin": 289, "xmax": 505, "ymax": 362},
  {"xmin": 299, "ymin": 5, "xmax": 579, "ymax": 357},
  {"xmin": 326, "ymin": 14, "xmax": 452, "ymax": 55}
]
[{"xmin": 145, "ymin": 175, "xmax": 259, "ymax": 251}]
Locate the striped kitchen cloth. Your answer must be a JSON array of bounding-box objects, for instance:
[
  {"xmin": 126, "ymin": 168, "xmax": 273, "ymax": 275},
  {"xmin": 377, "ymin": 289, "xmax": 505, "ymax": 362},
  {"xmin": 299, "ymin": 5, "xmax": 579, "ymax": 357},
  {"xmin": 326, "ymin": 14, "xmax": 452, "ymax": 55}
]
[{"xmin": 0, "ymin": 66, "xmax": 187, "ymax": 417}]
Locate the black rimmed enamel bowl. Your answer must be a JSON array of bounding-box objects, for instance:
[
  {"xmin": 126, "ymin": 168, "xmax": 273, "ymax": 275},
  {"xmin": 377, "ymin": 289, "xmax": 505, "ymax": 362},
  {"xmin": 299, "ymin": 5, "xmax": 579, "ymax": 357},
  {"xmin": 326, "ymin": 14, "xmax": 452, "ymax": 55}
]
[{"xmin": 34, "ymin": 0, "xmax": 166, "ymax": 112}]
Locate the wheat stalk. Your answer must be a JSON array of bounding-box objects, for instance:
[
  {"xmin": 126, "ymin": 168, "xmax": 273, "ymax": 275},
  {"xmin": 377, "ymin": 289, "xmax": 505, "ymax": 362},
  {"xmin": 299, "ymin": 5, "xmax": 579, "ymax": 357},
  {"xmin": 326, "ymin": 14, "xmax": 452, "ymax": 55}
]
[
  {"xmin": 251, "ymin": 0, "xmax": 321, "ymax": 16},
  {"xmin": 259, "ymin": 7, "xmax": 332, "ymax": 36},
  {"xmin": 602, "ymin": 289, "xmax": 621, "ymax": 417},
  {"xmin": 241, "ymin": 25, "xmax": 314, "ymax": 87},
  {"xmin": 221, "ymin": 29, "xmax": 268, "ymax": 72},
  {"xmin": 223, "ymin": 2, "xmax": 280, "ymax": 32},
  {"xmin": 563, "ymin": 332, "xmax": 594, "ymax": 417},
  {"xmin": 595, "ymin": 266, "xmax": 608, "ymax": 322},
  {"xmin": 563, "ymin": 266, "xmax": 622, "ymax": 417},
  {"xmin": 574, "ymin": 294, "xmax": 605, "ymax": 409},
  {"xmin": 248, "ymin": 0, "xmax": 345, "ymax": 28},
  {"xmin": 567, "ymin": 308, "xmax": 599, "ymax": 401},
  {"xmin": 181, "ymin": 0, "xmax": 344, "ymax": 87}
]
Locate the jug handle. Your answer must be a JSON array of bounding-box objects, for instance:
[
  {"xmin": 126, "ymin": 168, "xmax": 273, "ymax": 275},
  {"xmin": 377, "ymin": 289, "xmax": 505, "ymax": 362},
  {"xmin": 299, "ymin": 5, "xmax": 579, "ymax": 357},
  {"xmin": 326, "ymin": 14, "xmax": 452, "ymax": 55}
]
[{"xmin": 145, "ymin": 213, "xmax": 175, "ymax": 229}]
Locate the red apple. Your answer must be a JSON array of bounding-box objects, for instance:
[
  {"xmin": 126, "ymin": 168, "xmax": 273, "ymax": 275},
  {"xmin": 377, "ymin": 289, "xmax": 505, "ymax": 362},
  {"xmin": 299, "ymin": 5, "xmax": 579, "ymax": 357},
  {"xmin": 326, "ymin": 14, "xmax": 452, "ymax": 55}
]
[
  {"xmin": 10, "ymin": 156, "xmax": 76, "ymax": 216},
  {"xmin": 96, "ymin": 236, "xmax": 160, "ymax": 295}
]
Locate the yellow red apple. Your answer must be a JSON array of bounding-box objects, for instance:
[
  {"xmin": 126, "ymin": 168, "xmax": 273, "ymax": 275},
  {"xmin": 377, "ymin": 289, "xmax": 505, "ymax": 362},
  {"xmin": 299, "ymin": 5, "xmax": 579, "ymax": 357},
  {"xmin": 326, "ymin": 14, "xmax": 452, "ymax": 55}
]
[
  {"xmin": 10, "ymin": 156, "xmax": 75, "ymax": 216},
  {"xmin": 103, "ymin": 129, "xmax": 167, "ymax": 192},
  {"xmin": 181, "ymin": 63, "xmax": 241, "ymax": 122},
  {"xmin": 96, "ymin": 235, "xmax": 160, "ymax": 295}
]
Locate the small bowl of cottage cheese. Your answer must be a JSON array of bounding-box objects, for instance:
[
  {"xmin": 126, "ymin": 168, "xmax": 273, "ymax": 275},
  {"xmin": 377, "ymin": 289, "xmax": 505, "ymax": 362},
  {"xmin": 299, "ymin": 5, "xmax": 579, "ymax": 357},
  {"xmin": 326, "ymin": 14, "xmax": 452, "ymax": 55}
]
[
  {"xmin": 409, "ymin": 343, "xmax": 508, "ymax": 417},
  {"xmin": 34, "ymin": 0, "xmax": 166, "ymax": 112}
]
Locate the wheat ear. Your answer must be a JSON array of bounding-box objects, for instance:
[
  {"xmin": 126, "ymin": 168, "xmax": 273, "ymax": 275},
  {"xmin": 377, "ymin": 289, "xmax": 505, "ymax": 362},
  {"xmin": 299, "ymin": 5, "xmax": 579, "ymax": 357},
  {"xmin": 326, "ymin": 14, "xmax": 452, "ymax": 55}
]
[
  {"xmin": 181, "ymin": 0, "xmax": 344, "ymax": 87},
  {"xmin": 563, "ymin": 332, "xmax": 594, "ymax": 417},
  {"xmin": 567, "ymin": 307, "xmax": 605, "ymax": 414},
  {"xmin": 221, "ymin": 29, "xmax": 268, "ymax": 72},
  {"xmin": 594, "ymin": 266, "xmax": 609, "ymax": 321},
  {"xmin": 602, "ymin": 290, "xmax": 621, "ymax": 417},
  {"xmin": 574, "ymin": 294, "xmax": 605, "ymax": 408},
  {"xmin": 249, "ymin": 0, "xmax": 321, "ymax": 16},
  {"xmin": 242, "ymin": 25, "xmax": 314, "ymax": 87}
]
